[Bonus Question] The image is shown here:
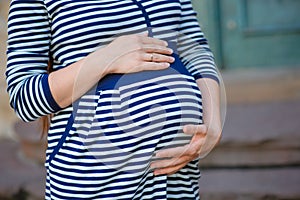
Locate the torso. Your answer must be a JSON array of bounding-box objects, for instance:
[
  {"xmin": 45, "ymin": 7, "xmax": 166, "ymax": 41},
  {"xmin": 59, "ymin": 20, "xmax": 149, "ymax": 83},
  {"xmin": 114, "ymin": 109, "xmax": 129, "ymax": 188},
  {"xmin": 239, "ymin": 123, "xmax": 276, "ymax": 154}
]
[{"xmin": 45, "ymin": 1, "xmax": 202, "ymax": 199}]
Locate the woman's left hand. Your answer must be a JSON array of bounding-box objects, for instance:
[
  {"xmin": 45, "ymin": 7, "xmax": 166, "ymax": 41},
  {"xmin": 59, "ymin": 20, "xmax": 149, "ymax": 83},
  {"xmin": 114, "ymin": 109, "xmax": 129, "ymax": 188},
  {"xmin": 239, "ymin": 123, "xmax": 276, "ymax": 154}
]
[{"xmin": 150, "ymin": 124, "xmax": 219, "ymax": 176}]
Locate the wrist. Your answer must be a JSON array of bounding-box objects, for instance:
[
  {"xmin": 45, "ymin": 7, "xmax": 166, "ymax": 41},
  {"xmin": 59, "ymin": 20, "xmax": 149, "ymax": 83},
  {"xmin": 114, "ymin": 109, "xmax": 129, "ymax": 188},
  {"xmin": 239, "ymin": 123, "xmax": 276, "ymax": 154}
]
[
  {"xmin": 206, "ymin": 122, "xmax": 222, "ymax": 144},
  {"xmin": 87, "ymin": 46, "xmax": 113, "ymax": 77}
]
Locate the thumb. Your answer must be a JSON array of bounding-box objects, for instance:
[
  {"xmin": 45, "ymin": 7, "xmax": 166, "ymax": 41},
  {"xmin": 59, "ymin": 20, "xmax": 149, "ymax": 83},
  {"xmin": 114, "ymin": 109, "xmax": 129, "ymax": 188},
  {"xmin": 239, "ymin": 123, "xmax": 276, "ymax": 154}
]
[{"xmin": 183, "ymin": 124, "xmax": 207, "ymax": 135}]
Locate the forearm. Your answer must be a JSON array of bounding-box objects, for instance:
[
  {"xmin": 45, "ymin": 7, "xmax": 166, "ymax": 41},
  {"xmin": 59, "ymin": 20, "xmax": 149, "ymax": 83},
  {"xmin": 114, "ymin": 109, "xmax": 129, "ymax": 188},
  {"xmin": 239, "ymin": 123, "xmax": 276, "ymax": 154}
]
[
  {"xmin": 196, "ymin": 78, "xmax": 222, "ymax": 158},
  {"xmin": 48, "ymin": 48, "xmax": 110, "ymax": 108},
  {"xmin": 48, "ymin": 35, "xmax": 173, "ymax": 109}
]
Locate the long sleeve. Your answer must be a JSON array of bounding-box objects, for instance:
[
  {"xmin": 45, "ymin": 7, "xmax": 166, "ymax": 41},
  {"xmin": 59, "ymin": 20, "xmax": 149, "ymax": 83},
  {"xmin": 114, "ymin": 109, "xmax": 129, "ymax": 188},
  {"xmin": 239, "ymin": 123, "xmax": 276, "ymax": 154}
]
[
  {"xmin": 6, "ymin": 0, "xmax": 61, "ymax": 122},
  {"xmin": 178, "ymin": 0, "xmax": 219, "ymax": 83}
]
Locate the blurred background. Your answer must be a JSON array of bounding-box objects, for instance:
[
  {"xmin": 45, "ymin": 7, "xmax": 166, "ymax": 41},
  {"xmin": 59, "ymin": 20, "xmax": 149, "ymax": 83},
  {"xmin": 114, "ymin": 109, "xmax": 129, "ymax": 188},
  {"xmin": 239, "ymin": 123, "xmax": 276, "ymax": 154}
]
[{"xmin": 0, "ymin": 0, "xmax": 300, "ymax": 199}]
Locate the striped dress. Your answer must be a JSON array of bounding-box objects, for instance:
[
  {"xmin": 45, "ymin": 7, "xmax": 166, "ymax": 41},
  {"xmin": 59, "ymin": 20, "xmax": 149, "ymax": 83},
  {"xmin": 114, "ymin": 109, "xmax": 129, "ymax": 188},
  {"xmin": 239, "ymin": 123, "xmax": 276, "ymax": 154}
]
[{"xmin": 6, "ymin": 0, "xmax": 219, "ymax": 199}]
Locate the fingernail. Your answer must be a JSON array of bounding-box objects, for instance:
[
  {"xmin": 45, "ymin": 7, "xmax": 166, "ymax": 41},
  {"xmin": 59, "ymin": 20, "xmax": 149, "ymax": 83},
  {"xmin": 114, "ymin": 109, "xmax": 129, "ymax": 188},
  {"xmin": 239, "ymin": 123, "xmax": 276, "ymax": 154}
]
[{"xmin": 163, "ymin": 63, "xmax": 170, "ymax": 67}]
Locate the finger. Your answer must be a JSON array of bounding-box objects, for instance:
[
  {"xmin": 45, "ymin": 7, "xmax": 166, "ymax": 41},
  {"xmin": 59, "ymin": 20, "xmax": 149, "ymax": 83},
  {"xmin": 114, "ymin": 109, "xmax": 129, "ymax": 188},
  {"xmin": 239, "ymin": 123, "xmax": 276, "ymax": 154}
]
[
  {"xmin": 143, "ymin": 53, "xmax": 174, "ymax": 63},
  {"xmin": 137, "ymin": 32, "xmax": 148, "ymax": 37},
  {"xmin": 190, "ymin": 132, "xmax": 206, "ymax": 145},
  {"xmin": 154, "ymin": 162, "xmax": 187, "ymax": 176},
  {"xmin": 140, "ymin": 62, "xmax": 170, "ymax": 71},
  {"xmin": 183, "ymin": 124, "xmax": 207, "ymax": 136},
  {"xmin": 155, "ymin": 146, "xmax": 188, "ymax": 158},
  {"xmin": 152, "ymin": 53, "xmax": 175, "ymax": 63},
  {"xmin": 142, "ymin": 44, "xmax": 173, "ymax": 55},
  {"xmin": 140, "ymin": 36, "xmax": 168, "ymax": 46},
  {"xmin": 151, "ymin": 155, "xmax": 192, "ymax": 169}
]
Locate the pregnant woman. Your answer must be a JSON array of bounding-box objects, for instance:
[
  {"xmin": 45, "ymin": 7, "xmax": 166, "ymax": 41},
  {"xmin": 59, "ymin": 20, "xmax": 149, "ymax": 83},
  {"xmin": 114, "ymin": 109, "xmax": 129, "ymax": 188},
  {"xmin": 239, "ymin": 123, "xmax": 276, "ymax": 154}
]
[{"xmin": 6, "ymin": 0, "xmax": 222, "ymax": 199}]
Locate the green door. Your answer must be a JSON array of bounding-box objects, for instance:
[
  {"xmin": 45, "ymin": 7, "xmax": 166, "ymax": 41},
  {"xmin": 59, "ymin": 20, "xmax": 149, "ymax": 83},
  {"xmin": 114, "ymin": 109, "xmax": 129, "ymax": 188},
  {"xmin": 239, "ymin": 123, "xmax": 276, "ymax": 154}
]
[{"xmin": 193, "ymin": 0, "xmax": 300, "ymax": 69}]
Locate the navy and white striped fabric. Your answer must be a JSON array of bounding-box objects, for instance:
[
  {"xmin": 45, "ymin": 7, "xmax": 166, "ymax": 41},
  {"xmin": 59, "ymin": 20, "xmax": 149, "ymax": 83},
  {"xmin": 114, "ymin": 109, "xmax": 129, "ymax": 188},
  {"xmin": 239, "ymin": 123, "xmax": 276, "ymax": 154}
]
[{"xmin": 6, "ymin": 0, "xmax": 219, "ymax": 199}]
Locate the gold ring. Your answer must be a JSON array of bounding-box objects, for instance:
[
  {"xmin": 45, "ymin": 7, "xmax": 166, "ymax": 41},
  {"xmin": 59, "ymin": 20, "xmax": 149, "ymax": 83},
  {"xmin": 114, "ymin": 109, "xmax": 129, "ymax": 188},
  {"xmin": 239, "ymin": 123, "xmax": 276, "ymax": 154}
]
[{"xmin": 150, "ymin": 53, "xmax": 154, "ymax": 62}]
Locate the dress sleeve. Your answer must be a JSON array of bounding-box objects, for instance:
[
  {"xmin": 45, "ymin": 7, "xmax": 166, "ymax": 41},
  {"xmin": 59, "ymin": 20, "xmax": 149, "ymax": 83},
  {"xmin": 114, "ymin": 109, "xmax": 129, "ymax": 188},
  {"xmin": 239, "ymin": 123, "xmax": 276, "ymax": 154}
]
[
  {"xmin": 6, "ymin": 0, "xmax": 61, "ymax": 122},
  {"xmin": 178, "ymin": 0, "xmax": 219, "ymax": 83}
]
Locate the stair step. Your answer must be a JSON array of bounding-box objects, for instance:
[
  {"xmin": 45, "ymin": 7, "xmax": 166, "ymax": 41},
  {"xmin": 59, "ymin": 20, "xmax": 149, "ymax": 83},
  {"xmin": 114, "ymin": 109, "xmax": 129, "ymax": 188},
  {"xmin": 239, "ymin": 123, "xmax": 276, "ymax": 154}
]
[{"xmin": 199, "ymin": 167, "xmax": 300, "ymax": 200}]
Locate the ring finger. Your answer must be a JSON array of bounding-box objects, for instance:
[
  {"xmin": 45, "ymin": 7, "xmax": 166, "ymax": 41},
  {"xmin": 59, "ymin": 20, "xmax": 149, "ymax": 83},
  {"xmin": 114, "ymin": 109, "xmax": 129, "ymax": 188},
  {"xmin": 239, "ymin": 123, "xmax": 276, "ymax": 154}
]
[
  {"xmin": 143, "ymin": 44, "xmax": 173, "ymax": 55},
  {"xmin": 145, "ymin": 53, "xmax": 174, "ymax": 63}
]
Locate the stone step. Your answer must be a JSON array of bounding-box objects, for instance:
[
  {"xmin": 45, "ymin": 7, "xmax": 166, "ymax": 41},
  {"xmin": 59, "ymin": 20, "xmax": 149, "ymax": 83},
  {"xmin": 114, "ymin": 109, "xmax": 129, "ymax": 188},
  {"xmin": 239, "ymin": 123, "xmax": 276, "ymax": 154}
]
[
  {"xmin": 199, "ymin": 167, "xmax": 300, "ymax": 200},
  {"xmin": 200, "ymin": 146, "xmax": 300, "ymax": 168},
  {"xmin": 200, "ymin": 100, "xmax": 300, "ymax": 168},
  {"xmin": 223, "ymin": 68, "xmax": 300, "ymax": 104}
]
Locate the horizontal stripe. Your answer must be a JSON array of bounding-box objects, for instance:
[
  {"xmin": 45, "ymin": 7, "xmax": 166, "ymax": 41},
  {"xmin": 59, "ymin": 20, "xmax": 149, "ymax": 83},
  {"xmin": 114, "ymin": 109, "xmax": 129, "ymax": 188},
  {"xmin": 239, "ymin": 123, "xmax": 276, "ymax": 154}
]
[{"xmin": 6, "ymin": 0, "xmax": 219, "ymax": 199}]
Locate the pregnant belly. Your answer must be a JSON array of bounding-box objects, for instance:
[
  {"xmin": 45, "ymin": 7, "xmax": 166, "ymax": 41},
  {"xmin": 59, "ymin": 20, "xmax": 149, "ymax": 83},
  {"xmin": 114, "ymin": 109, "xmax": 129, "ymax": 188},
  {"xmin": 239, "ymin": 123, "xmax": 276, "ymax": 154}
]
[{"xmin": 72, "ymin": 54, "xmax": 203, "ymax": 171}]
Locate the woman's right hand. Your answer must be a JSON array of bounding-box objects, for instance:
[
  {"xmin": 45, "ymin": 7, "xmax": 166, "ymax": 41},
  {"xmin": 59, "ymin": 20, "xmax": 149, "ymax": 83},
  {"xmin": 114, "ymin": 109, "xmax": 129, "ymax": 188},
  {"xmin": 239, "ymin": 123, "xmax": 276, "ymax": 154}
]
[
  {"xmin": 49, "ymin": 34, "xmax": 174, "ymax": 108},
  {"xmin": 98, "ymin": 34, "xmax": 175, "ymax": 74}
]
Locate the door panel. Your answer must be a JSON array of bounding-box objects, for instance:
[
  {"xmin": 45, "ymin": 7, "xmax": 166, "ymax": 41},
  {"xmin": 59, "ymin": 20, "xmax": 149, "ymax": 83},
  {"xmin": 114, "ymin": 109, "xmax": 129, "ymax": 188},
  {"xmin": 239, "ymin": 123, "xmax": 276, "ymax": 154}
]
[
  {"xmin": 222, "ymin": 0, "xmax": 300, "ymax": 68},
  {"xmin": 193, "ymin": 0, "xmax": 300, "ymax": 69},
  {"xmin": 243, "ymin": 0, "xmax": 300, "ymax": 31}
]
